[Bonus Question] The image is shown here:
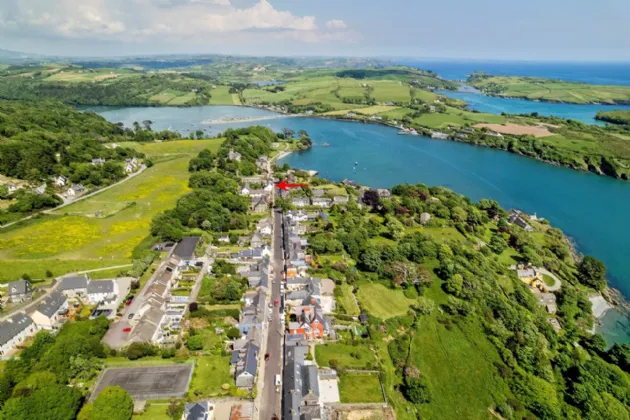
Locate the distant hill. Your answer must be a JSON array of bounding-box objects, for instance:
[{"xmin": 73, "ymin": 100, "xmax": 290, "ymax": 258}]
[{"xmin": 0, "ymin": 48, "xmax": 35, "ymax": 58}]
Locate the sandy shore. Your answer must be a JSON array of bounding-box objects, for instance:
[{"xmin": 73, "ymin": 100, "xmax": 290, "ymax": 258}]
[
  {"xmin": 202, "ymin": 114, "xmax": 301, "ymax": 125},
  {"xmin": 590, "ymin": 293, "xmax": 614, "ymax": 318}
]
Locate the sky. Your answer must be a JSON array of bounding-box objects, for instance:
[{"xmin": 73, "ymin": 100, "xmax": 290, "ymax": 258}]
[{"xmin": 0, "ymin": 0, "xmax": 629, "ymax": 61}]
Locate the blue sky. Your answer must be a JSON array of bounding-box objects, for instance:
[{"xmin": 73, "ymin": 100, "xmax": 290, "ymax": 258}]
[{"xmin": 0, "ymin": 0, "xmax": 628, "ymax": 60}]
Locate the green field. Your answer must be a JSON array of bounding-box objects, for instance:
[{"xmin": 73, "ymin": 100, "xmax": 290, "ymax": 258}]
[
  {"xmin": 119, "ymin": 138, "xmax": 224, "ymax": 158},
  {"xmin": 0, "ymin": 139, "xmax": 225, "ymax": 281},
  {"xmin": 596, "ymin": 109, "xmax": 630, "ymax": 125},
  {"xmin": 315, "ymin": 342, "xmax": 375, "ymax": 369},
  {"xmin": 469, "ymin": 75, "xmax": 630, "ymax": 104},
  {"xmin": 188, "ymin": 355, "xmax": 233, "ymax": 397},
  {"xmin": 356, "ymin": 283, "xmax": 416, "ymax": 319},
  {"xmin": 339, "ymin": 374, "xmax": 384, "ymax": 403},
  {"xmin": 132, "ymin": 403, "xmax": 171, "ymax": 420},
  {"xmin": 338, "ymin": 283, "xmax": 360, "ymax": 316},
  {"xmin": 412, "ymin": 317, "xmax": 512, "ymax": 420},
  {"xmin": 209, "ymin": 86, "xmax": 238, "ymax": 105}
]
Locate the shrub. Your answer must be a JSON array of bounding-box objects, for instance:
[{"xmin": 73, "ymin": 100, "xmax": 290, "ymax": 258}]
[{"xmin": 186, "ymin": 335, "xmax": 204, "ymax": 351}]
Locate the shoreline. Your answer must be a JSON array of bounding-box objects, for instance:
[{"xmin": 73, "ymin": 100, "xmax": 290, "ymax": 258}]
[{"xmin": 473, "ymin": 91, "xmax": 630, "ymax": 106}]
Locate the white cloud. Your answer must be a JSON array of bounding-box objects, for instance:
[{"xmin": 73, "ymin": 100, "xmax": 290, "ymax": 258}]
[
  {"xmin": 326, "ymin": 19, "xmax": 347, "ymax": 30},
  {"xmin": 0, "ymin": 0, "xmax": 351, "ymax": 48}
]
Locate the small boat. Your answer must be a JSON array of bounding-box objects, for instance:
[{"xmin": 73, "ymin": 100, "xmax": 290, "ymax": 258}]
[
  {"xmin": 354, "ymin": 161, "xmax": 358, "ymax": 166},
  {"xmin": 323, "ymin": 142, "xmax": 329, "ymax": 147}
]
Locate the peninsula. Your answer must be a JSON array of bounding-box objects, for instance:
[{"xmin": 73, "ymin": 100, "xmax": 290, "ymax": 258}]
[{"xmin": 467, "ymin": 72, "xmax": 630, "ymax": 105}]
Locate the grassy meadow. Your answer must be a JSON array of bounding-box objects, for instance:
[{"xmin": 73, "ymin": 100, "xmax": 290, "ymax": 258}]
[
  {"xmin": 469, "ymin": 75, "xmax": 630, "ymax": 104},
  {"xmin": 356, "ymin": 283, "xmax": 416, "ymax": 319},
  {"xmin": 0, "ymin": 139, "xmax": 223, "ymax": 281},
  {"xmin": 339, "ymin": 374, "xmax": 384, "ymax": 403}
]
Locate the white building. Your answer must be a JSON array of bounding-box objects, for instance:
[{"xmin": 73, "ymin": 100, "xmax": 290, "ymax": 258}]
[
  {"xmin": 31, "ymin": 291, "xmax": 68, "ymax": 330},
  {"xmin": 58, "ymin": 274, "xmax": 90, "ymax": 300},
  {"xmin": 87, "ymin": 280, "xmax": 119, "ymax": 304},
  {"xmin": 0, "ymin": 313, "xmax": 37, "ymax": 356}
]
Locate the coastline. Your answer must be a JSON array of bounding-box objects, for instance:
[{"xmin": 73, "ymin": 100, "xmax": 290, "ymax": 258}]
[{"xmin": 474, "ymin": 91, "xmax": 630, "ymax": 106}]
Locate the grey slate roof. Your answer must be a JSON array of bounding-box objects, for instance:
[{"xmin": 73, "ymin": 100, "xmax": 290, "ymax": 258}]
[
  {"xmin": 234, "ymin": 342, "xmax": 259, "ymax": 377},
  {"xmin": 283, "ymin": 341, "xmax": 312, "ymax": 420},
  {"xmin": 184, "ymin": 402, "xmax": 210, "ymax": 420},
  {"xmin": 58, "ymin": 275, "xmax": 89, "ymax": 291},
  {"xmin": 8, "ymin": 280, "xmax": 31, "ymax": 296},
  {"xmin": 173, "ymin": 236, "xmax": 201, "ymax": 260},
  {"xmin": 87, "ymin": 280, "xmax": 115, "ymax": 295},
  {"xmin": 0, "ymin": 313, "xmax": 33, "ymax": 346},
  {"xmin": 36, "ymin": 291, "xmax": 66, "ymax": 318}
]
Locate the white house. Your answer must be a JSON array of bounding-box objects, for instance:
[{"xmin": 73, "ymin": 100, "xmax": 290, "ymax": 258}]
[
  {"xmin": 66, "ymin": 184, "xmax": 85, "ymax": 197},
  {"xmin": 7, "ymin": 279, "xmax": 33, "ymax": 303},
  {"xmin": 54, "ymin": 176, "xmax": 67, "ymax": 187},
  {"xmin": 87, "ymin": 280, "xmax": 119, "ymax": 304},
  {"xmin": 257, "ymin": 218, "xmax": 272, "ymax": 236},
  {"xmin": 31, "ymin": 291, "xmax": 68, "ymax": 330},
  {"xmin": 240, "ymin": 184, "xmax": 251, "ymax": 196},
  {"xmin": 7, "ymin": 184, "xmax": 21, "ymax": 194},
  {"xmin": 58, "ymin": 274, "xmax": 90, "ymax": 300},
  {"xmin": 125, "ymin": 163, "xmax": 135, "ymax": 173},
  {"xmin": 0, "ymin": 313, "xmax": 37, "ymax": 356}
]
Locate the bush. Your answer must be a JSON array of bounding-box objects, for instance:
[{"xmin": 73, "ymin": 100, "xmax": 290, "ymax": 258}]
[
  {"xmin": 186, "ymin": 335, "xmax": 204, "ymax": 351},
  {"xmin": 93, "ymin": 386, "xmax": 133, "ymax": 420},
  {"xmin": 126, "ymin": 342, "xmax": 157, "ymax": 360},
  {"xmin": 226, "ymin": 327, "xmax": 241, "ymax": 339}
]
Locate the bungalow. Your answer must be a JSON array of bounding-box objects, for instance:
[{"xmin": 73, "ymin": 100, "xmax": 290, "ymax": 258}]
[
  {"xmin": 54, "ymin": 176, "xmax": 67, "ymax": 187},
  {"xmin": 509, "ymin": 211, "xmax": 534, "ymax": 232},
  {"xmin": 31, "ymin": 291, "xmax": 68, "ymax": 330},
  {"xmin": 183, "ymin": 402, "xmax": 214, "ymax": 420},
  {"xmin": 91, "ymin": 158, "xmax": 106, "ymax": 165},
  {"xmin": 291, "ymin": 197, "xmax": 310, "ymax": 208},
  {"xmin": 240, "ymin": 184, "xmax": 251, "ymax": 196},
  {"xmin": 346, "ymin": 112, "xmax": 357, "ymax": 118},
  {"xmin": 311, "ymin": 197, "xmax": 332, "ymax": 208},
  {"xmin": 67, "ymin": 184, "xmax": 85, "ymax": 197},
  {"xmin": 124, "ymin": 162, "xmax": 136, "ymax": 173},
  {"xmin": 7, "ymin": 184, "xmax": 21, "ymax": 194},
  {"xmin": 7, "ymin": 279, "xmax": 33, "ymax": 303},
  {"xmin": 332, "ymin": 196, "xmax": 348, "ymax": 205},
  {"xmin": 58, "ymin": 274, "xmax": 90, "ymax": 300},
  {"xmin": 0, "ymin": 313, "xmax": 37, "ymax": 356},
  {"xmin": 87, "ymin": 280, "xmax": 119, "ymax": 304}
]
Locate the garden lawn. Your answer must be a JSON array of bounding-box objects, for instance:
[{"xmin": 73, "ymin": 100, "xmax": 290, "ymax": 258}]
[
  {"xmin": 339, "ymin": 374, "xmax": 383, "ymax": 403},
  {"xmin": 133, "ymin": 402, "xmax": 171, "ymax": 420},
  {"xmin": 412, "ymin": 317, "xmax": 512, "ymax": 420},
  {"xmin": 315, "ymin": 343, "xmax": 375, "ymax": 369},
  {"xmin": 188, "ymin": 355, "xmax": 233, "ymax": 397},
  {"xmin": 356, "ymin": 283, "xmax": 415, "ymax": 319},
  {"xmin": 338, "ymin": 284, "xmax": 360, "ymax": 316}
]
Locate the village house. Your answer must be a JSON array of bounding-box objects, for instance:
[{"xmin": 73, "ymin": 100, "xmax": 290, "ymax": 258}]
[
  {"xmin": 228, "ymin": 149, "xmax": 242, "ymax": 162},
  {"xmin": 291, "ymin": 197, "xmax": 310, "ymax": 208},
  {"xmin": 332, "ymin": 196, "xmax": 349, "ymax": 205},
  {"xmin": 509, "ymin": 211, "xmax": 534, "ymax": 232},
  {"xmin": 256, "ymin": 218, "xmax": 272, "ymax": 236},
  {"xmin": 311, "ymin": 197, "xmax": 332, "ymax": 208},
  {"xmin": 34, "ymin": 183, "xmax": 47, "ymax": 195},
  {"xmin": 0, "ymin": 313, "xmax": 37, "ymax": 356},
  {"xmin": 283, "ymin": 335, "xmax": 321, "ymax": 420},
  {"xmin": 87, "ymin": 280, "xmax": 119, "ymax": 304},
  {"xmin": 431, "ymin": 131, "xmax": 449, "ymax": 139},
  {"xmin": 311, "ymin": 189, "xmax": 326, "ymax": 197},
  {"xmin": 54, "ymin": 175, "xmax": 67, "ymax": 187},
  {"xmin": 250, "ymin": 232, "xmax": 263, "ymax": 248},
  {"xmin": 91, "ymin": 158, "xmax": 106, "ymax": 165},
  {"xmin": 66, "ymin": 184, "xmax": 85, "ymax": 197},
  {"xmin": 125, "ymin": 162, "xmax": 136, "ymax": 173},
  {"xmin": 58, "ymin": 274, "xmax": 90, "ymax": 300},
  {"xmin": 256, "ymin": 156, "xmax": 268, "ymax": 170},
  {"xmin": 241, "ymin": 176, "xmax": 264, "ymax": 184},
  {"xmin": 31, "ymin": 291, "xmax": 68, "ymax": 330},
  {"xmin": 7, "ymin": 279, "xmax": 33, "ymax": 303},
  {"xmin": 128, "ymin": 305, "xmax": 168, "ymax": 345},
  {"xmin": 183, "ymin": 402, "xmax": 214, "ymax": 420},
  {"xmin": 375, "ymin": 188, "xmax": 391, "ymax": 198},
  {"xmin": 231, "ymin": 341, "xmax": 259, "ymax": 389},
  {"xmin": 250, "ymin": 196, "xmax": 268, "ymax": 213},
  {"xmin": 532, "ymin": 288, "xmax": 558, "ymax": 314},
  {"xmin": 288, "ymin": 302, "xmax": 328, "ymax": 340}
]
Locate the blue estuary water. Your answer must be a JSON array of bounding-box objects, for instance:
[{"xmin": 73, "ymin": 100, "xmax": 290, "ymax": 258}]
[{"xmin": 93, "ymin": 100, "xmax": 630, "ymax": 344}]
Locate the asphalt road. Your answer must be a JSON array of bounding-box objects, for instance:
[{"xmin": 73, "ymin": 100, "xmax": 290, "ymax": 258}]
[{"xmin": 259, "ymin": 209, "xmax": 284, "ymax": 420}]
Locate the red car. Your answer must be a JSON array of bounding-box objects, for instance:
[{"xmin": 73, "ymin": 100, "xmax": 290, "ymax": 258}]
[
  {"xmin": 123, "ymin": 327, "xmax": 131, "ymax": 333},
  {"xmin": 274, "ymin": 299, "xmax": 279, "ymax": 307}
]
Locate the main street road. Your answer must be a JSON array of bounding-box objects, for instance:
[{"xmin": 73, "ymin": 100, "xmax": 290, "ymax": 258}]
[{"xmin": 259, "ymin": 209, "xmax": 284, "ymax": 420}]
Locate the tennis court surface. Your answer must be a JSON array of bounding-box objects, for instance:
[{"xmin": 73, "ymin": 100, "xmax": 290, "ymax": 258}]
[{"xmin": 90, "ymin": 365, "xmax": 193, "ymax": 401}]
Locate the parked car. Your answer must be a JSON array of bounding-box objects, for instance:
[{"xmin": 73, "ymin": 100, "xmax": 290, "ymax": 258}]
[
  {"xmin": 123, "ymin": 327, "xmax": 131, "ymax": 333},
  {"xmin": 274, "ymin": 299, "xmax": 279, "ymax": 307},
  {"xmin": 264, "ymin": 352, "xmax": 270, "ymax": 361},
  {"xmin": 127, "ymin": 313, "xmax": 134, "ymax": 319}
]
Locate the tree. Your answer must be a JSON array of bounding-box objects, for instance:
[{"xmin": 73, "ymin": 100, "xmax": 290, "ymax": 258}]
[
  {"xmin": 445, "ymin": 273, "xmax": 463, "ymax": 296},
  {"xmin": 77, "ymin": 403, "xmax": 94, "ymax": 420},
  {"xmin": 93, "ymin": 386, "xmax": 133, "ymax": 420},
  {"xmin": 186, "ymin": 335, "xmax": 204, "ymax": 351},
  {"xmin": 386, "ymin": 216, "xmax": 405, "ymax": 240},
  {"xmin": 403, "ymin": 372, "xmax": 431, "ymax": 404},
  {"xmin": 578, "ymin": 256, "xmax": 607, "ymax": 290},
  {"xmin": 226, "ymin": 327, "xmax": 241, "ymax": 339},
  {"xmin": 1, "ymin": 384, "xmax": 82, "ymax": 420},
  {"xmin": 167, "ymin": 399, "xmax": 184, "ymax": 419},
  {"xmin": 359, "ymin": 247, "xmax": 382, "ymax": 273}
]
